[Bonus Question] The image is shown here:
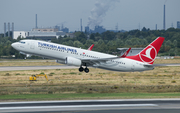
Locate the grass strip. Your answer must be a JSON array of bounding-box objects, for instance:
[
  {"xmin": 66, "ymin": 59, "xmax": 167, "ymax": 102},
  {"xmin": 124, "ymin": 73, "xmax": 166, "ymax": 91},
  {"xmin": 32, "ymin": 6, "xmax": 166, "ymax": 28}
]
[{"xmin": 1, "ymin": 92, "xmax": 180, "ymax": 101}]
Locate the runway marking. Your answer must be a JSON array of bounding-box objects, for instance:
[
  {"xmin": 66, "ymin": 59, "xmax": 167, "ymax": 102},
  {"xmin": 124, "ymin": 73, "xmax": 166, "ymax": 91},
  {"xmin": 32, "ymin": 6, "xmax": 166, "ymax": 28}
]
[
  {"xmin": 0, "ymin": 104, "xmax": 157, "ymax": 110},
  {"xmin": 166, "ymin": 65, "xmax": 180, "ymax": 66},
  {"xmin": 1, "ymin": 98, "xmax": 180, "ymax": 104}
]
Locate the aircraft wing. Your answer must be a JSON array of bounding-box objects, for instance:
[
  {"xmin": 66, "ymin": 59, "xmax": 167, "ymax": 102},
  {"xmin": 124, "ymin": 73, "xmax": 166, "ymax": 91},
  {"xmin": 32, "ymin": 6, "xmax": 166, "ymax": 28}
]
[
  {"xmin": 80, "ymin": 48, "xmax": 131, "ymax": 66},
  {"xmin": 80, "ymin": 57, "xmax": 121, "ymax": 66}
]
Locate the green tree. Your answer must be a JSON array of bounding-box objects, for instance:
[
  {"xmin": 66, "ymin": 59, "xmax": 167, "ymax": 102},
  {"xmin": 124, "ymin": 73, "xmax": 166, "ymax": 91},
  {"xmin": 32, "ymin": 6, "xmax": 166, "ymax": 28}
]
[
  {"xmin": 73, "ymin": 41, "xmax": 83, "ymax": 48},
  {"xmin": 90, "ymin": 34, "xmax": 95, "ymax": 40},
  {"xmin": 84, "ymin": 39, "xmax": 94, "ymax": 49}
]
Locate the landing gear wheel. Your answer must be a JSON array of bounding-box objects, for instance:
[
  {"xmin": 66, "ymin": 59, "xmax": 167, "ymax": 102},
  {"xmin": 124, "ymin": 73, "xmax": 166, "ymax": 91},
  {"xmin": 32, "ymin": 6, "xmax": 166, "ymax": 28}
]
[
  {"xmin": 79, "ymin": 67, "xmax": 84, "ymax": 72},
  {"xmin": 84, "ymin": 68, "xmax": 89, "ymax": 73}
]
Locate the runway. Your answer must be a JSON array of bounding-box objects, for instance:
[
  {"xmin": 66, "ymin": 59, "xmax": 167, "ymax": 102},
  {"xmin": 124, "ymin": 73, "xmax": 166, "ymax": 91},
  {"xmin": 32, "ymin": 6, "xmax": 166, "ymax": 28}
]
[
  {"xmin": 0, "ymin": 65, "xmax": 78, "ymax": 71},
  {"xmin": 0, "ymin": 99, "xmax": 180, "ymax": 113},
  {"xmin": 153, "ymin": 63, "xmax": 180, "ymax": 67},
  {"xmin": 0, "ymin": 63, "xmax": 179, "ymax": 71}
]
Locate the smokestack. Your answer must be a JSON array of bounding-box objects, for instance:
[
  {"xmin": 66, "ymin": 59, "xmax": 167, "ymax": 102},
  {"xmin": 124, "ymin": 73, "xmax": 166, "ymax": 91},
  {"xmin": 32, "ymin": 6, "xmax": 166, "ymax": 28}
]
[
  {"xmin": 163, "ymin": 5, "xmax": 166, "ymax": 30},
  {"xmin": 36, "ymin": 14, "xmax": 38, "ymax": 28},
  {"xmin": 80, "ymin": 18, "xmax": 82, "ymax": 32},
  {"xmin": 156, "ymin": 24, "xmax": 157, "ymax": 30},
  {"xmin": 4, "ymin": 23, "xmax": 6, "ymax": 37},
  {"xmin": 8, "ymin": 22, "xmax": 10, "ymax": 37},
  {"xmin": 115, "ymin": 23, "xmax": 118, "ymax": 32},
  {"xmin": 12, "ymin": 22, "xmax": 14, "ymax": 39}
]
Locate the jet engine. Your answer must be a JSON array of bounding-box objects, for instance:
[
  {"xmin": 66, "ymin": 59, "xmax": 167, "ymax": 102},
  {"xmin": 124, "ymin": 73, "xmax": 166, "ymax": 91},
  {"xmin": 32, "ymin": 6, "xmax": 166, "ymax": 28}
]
[
  {"xmin": 65, "ymin": 57, "xmax": 81, "ymax": 66},
  {"xmin": 56, "ymin": 60, "xmax": 65, "ymax": 64}
]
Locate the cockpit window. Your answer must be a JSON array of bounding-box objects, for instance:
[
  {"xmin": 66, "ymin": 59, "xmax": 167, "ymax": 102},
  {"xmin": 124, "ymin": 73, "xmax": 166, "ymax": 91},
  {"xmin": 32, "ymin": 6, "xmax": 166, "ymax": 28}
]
[{"xmin": 19, "ymin": 41, "xmax": 25, "ymax": 44}]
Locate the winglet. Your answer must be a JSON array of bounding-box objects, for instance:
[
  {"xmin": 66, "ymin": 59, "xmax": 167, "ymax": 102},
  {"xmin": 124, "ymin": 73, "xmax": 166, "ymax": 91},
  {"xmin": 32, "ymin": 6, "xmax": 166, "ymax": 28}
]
[
  {"xmin": 120, "ymin": 48, "xmax": 131, "ymax": 58},
  {"xmin": 88, "ymin": 44, "xmax": 94, "ymax": 51}
]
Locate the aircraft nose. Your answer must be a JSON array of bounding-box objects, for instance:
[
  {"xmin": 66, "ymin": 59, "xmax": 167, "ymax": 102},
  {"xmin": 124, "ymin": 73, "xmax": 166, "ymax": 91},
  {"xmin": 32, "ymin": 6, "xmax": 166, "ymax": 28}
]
[
  {"xmin": 11, "ymin": 43, "xmax": 15, "ymax": 48},
  {"xmin": 11, "ymin": 43, "xmax": 16, "ymax": 48},
  {"xmin": 11, "ymin": 42, "xmax": 18, "ymax": 49}
]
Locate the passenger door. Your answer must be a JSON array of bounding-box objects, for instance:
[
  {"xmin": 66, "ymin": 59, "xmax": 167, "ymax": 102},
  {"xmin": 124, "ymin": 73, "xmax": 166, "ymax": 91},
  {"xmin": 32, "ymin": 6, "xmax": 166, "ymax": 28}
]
[
  {"xmin": 131, "ymin": 61, "xmax": 135, "ymax": 71},
  {"xmin": 30, "ymin": 42, "xmax": 35, "ymax": 49}
]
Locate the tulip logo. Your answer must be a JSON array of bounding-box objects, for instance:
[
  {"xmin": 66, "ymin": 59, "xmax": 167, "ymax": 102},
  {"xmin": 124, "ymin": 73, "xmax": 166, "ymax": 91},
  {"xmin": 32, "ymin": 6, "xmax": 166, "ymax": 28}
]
[{"xmin": 139, "ymin": 45, "xmax": 157, "ymax": 64}]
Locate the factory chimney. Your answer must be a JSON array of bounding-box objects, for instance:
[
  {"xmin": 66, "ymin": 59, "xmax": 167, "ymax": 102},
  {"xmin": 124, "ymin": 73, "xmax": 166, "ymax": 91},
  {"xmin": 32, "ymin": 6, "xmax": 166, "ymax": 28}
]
[
  {"xmin": 12, "ymin": 22, "xmax": 14, "ymax": 39},
  {"xmin": 163, "ymin": 5, "xmax": 166, "ymax": 30},
  {"xmin": 8, "ymin": 22, "xmax": 10, "ymax": 37},
  {"xmin": 4, "ymin": 23, "xmax": 6, "ymax": 37},
  {"xmin": 36, "ymin": 14, "xmax": 38, "ymax": 28},
  {"xmin": 80, "ymin": 18, "xmax": 82, "ymax": 32},
  {"xmin": 156, "ymin": 24, "xmax": 157, "ymax": 30}
]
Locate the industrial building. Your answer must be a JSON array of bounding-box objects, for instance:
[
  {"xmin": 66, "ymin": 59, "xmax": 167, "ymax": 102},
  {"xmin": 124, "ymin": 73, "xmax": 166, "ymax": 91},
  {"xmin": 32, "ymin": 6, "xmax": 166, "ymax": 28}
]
[
  {"xmin": 32, "ymin": 28, "xmax": 59, "ymax": 32},
  {"xmin": 3, "ymin": 22, "xmax": 70, "ymax": 40},
  {"xmin": 4, "ymin": 22, "xmax": 14, "ymax": 38},
  {"xmin": 117, "ymin": 48, "xmax": 143, "ymax": 56},
  {"xmin": 11, "ymin": 14, "xmax": 70, "ymax": 40},
  {"xmin": 85, "ymin": 25, "xmax": 106, "ymax": 34},
  {"xmin": 55, "ymin": 25, "xmax": 69, "ymax": 33},
  {"xmin": 13, "ymin": 30, "xmax": 67, "ymax": 40},
  {"xmin": 13, "ymin": 31, "xmax": 27, "ymax": 39},
  {"xmin": 177, "ymin": 21, "xmax": 180, "ymax": 29}
]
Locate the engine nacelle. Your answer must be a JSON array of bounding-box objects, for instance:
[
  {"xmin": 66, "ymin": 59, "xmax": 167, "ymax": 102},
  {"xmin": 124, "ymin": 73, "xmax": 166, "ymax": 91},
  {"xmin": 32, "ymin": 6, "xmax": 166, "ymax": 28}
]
[
  {"xmin": 56, "ymin": 60, "xmax": 65, "ymax": 64},
  {"xmin": 20, "ymin": 52, "xmax": 32, "ymax": 58},
  {"xmin": 26, "ymin": 54, "xmax": 32, "ymax": 58},
  {"xmin": 65, "ymin": 57, "xmax": 81, "ymax": 66}
]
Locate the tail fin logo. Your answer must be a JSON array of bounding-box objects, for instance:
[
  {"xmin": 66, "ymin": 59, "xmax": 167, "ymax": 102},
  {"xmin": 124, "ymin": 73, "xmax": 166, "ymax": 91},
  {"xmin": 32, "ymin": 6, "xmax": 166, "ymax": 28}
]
[
  {"xmin": 126, "ymin": 37, "xmax": 164, "ymax": 64},
  {"xmin": 139, "ymin": 45, "xmax": 157, "ymax": 64}
]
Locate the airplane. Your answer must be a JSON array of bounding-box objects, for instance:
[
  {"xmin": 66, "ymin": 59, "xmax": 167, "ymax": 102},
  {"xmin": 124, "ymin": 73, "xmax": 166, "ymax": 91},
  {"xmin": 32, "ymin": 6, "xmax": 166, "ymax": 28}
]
[{"xmin": 11, "ymin": 37, "xmax": 164, "ymax": 73}]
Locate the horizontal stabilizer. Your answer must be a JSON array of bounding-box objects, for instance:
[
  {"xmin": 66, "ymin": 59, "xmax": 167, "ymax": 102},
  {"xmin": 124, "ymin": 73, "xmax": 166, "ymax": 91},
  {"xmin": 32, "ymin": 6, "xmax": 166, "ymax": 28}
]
[{"xmin": 143, "ymin": 64, "xmax": 154, "ymax": 68}]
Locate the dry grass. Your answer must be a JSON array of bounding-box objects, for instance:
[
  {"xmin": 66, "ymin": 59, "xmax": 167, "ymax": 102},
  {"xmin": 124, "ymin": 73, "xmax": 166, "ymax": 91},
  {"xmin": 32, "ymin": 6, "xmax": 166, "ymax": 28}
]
[
  {"xmin": 0, "ymin": 65, "xmax": 180, "ymax": 95},
  {"xmin": 0, "ymin": 58, "xmax": 180, "ymax": 95},
  {"xmin": 154, "ymin": 58, "xmax": 180, "ymax": 64}
]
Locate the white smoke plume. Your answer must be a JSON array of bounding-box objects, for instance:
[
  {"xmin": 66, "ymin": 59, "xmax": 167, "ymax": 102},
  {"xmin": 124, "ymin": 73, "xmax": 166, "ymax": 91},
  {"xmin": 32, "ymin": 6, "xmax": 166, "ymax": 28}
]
[{"xmin": 88, "ymin": 0, "xmax": 120, "ymax": 29}]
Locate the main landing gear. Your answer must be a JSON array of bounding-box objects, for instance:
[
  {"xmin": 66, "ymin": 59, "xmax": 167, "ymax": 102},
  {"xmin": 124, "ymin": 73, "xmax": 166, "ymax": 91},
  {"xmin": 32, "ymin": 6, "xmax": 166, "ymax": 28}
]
[
  {"xmin": 79, "ymin": 66, "xmax": 89, "ymax": 73},
  {"xmin": 79, "ymin": 67, "xmax": 84, "ymax": 72},
  {"xmin": 84, "ymin": 68, "xmax": 89, "ymax": 73}
]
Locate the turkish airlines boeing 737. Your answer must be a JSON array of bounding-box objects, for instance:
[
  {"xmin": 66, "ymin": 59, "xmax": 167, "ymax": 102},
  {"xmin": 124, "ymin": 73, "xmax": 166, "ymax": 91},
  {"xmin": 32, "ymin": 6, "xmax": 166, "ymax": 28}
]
[{"xmin": 11, "ymin": 37, "xmax": 164, "ymax": 73}]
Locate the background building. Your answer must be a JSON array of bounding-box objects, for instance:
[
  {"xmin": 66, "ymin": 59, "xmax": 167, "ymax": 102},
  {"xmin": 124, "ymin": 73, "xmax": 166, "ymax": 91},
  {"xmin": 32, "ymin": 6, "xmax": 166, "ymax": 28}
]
[
  {"xmin": 13, "ymin": 31, "xmax": 27, "ymax": 39},
  {"xmin": 13, "ymin": 28, "xmax": 67, "ymax": 40},
  {"xmin": 177, "ymin": 21, "xmax": 180, "ymax": 29},
  {"xmin": 32, "ymin": 28, "xmax": 59, "ymax": 32},
  {"xmin": 117, "ymin": 48, "xmax": 143, "ymax": 56}
]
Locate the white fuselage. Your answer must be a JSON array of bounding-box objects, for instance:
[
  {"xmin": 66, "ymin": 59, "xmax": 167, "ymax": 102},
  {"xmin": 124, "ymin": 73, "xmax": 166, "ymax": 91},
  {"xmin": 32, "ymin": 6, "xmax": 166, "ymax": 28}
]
[{"xmin": 11, "ymin": 40, "xmax": 154, "ymax": 72}]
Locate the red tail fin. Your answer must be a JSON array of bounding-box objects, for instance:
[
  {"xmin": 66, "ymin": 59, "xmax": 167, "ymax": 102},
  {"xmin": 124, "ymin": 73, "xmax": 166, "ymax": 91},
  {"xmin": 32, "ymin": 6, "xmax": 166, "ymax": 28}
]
[
  {"xmin": 120, "ymin": 48, "xmax": 131, "ymax": 58},
  {"xmin": 88, "ymin": 44, "xmax": 94, "ymax": 51},
  {"xmin": 126, "ymin": 37, "xmax": 165, "ymax": 64}
]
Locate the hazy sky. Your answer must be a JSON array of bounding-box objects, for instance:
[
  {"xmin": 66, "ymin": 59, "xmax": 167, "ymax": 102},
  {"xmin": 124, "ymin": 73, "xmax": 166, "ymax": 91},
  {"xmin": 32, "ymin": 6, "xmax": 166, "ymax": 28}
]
[{"xmin": 1, "ymin": 0, "xmax": 180, "ymax": 33}]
